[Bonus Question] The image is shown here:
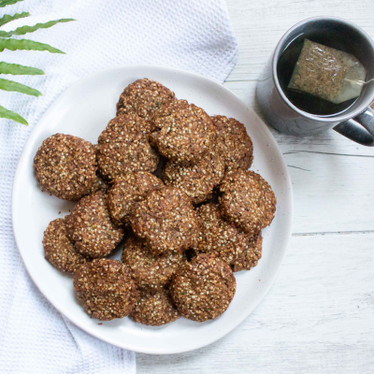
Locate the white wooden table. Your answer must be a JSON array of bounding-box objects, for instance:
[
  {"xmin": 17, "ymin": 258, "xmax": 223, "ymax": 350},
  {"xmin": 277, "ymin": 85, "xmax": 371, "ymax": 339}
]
[{"xmin": 137, "ymin": 1, "xmax": 374, "ymax": 372}]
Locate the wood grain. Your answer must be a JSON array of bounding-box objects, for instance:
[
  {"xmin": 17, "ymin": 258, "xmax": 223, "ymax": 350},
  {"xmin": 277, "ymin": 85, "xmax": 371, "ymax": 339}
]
[{"xmin": 137, "ymin": 0, "xmax": 374, "ymax": 372}]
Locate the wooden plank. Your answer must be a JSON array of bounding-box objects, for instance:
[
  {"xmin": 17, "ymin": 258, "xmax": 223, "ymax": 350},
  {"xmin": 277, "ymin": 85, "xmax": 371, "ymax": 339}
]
[{"xmin": 137, "ymin": 233, "xmax": 374, "ymax": 374}]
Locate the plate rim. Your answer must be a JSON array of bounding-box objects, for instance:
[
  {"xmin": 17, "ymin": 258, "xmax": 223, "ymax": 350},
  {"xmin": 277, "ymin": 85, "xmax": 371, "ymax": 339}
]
[{"xmin": 12, "ymin": 65, "xmax": 293, "ymax": 354}]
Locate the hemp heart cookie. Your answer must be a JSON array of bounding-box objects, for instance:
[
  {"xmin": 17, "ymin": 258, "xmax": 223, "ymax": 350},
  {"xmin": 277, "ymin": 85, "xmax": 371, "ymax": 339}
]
[
  {"xmin": 211, "ymin": 115, "xmax": 254, "ymax": 171},
  {"xmin": 194, "ymin": 203, "xmax": 262, "ymax": 270},
  {"xmin": 73, "ymin": 259, "xmax": 137, "ymax": 321},
  {"xmin": 33, "ymin": 133, "xmax": 97, "ymax": 201},
  {"xmin": 170, "ymin": 254, "xmax": 236, "ymax": 322},
  {"xmin": 150, "ymin": 100, "xmax": 217, "ymax": 163},
  {"xmin": 130, "ymin": 186, "xmax": 198, "ymax": 255},
  {"xmin": 122, "ymin": 235, "xmax": 184, "ymax": 290},
  {"xmin": 219, "ymin": 169, "xmax": 276, "ymax": 234},
  {"xmin": 97, "ymin": 114, "xmax": 159, "ymax": 181},
  {"xmin": 130, "ymin": 288, "xmax": 180, "ymax": 326},
  {"xmin": 162, "ymin": 145, "xmax": 225, "ymax": 204},
  {"xmin": 116, "ymin": 78, "xmax": 177, "ymax": 123},
  {"xmin": 43, "ymin": 218, "xmax": 89, "ymax": 274},
  {"xmin": 107, "ymin": 171, "xmax": 164, "ymax": 226},
  {"xmin": 65, "ymin": 190, "xmax": 124, "ymax": 258},
  {"xmin": 230, "ymin": 233, "xmax": 263, "ymax": 272}
]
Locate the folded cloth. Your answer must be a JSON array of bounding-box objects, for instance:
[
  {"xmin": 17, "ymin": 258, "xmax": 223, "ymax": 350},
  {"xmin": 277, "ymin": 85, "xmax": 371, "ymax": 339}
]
[{"xmin": 0, "ymin": 0, "xmax": 238, "ymax": 372}]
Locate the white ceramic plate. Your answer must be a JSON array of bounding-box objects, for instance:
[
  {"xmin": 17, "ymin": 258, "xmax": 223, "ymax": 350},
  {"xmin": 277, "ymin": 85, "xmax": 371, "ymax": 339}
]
[{"xmin": 12, "ymin": 66, "xmax": 292, "ymax": 354}]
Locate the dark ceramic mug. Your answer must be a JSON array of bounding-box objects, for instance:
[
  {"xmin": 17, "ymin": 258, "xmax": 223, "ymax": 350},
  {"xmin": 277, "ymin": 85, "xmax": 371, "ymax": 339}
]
[{"xmin": 256, "ymin": 17, "xmax": 374, "ymax": 146}]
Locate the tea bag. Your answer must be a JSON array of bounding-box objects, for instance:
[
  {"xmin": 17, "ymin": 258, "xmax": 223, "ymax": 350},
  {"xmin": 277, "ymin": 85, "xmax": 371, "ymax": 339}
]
[{"xmin": 288, "ymin": 39, "xmax": 367, "ymax": 104}]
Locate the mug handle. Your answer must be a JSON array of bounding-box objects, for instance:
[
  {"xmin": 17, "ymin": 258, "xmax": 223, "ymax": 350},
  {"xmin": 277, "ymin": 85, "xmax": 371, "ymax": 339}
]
[{"xmin": 333, "ymin": 107, "xmax": 374, "ymax": 146}]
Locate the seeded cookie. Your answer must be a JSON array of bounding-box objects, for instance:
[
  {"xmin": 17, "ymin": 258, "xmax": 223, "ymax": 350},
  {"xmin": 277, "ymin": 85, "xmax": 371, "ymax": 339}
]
[
  {"xmin": 43, "ymin": 218, "xmax": 88, "ymax": 274},
  {"xmin": 116, "ymin": 78, "xmax": 176, "ymax": 123},
  {"xmin": 211, "ymin": 115, "xmax": 253, "ymax": 171},
  {"xmin": 170, "ymin": 254, "xmax": 236, "ymax": 322},
  {"xmin": 194, "ymin": 203, "xmax": 260, "ymax": 267},
  {"xmin": 130, "ymin": 288, "xmax": 179, "ymax": 326},
  {"xmin": 122, "ymin": 236, "xmax": 184, "ymax": 289},
  {"xmin": 107, "ymin": 171, "xmax": 164, "ymax": 226},
  {"xmin": 33, "ymin": 133, "xmax": 97, "ymax": 200},
  {"xmin": 97, "ymin": 114, "xmax": 159, "ymax": 181},
  {"xmin": 230, "ymin": 233, "xmax": 263, "ymax": 272},
  {"xmin": 65, "ymin": 191, "xmax": 124, "ymax": 258},
  {"xmin": 73, "ymin": 259, "xmax": 138, "ymax": 320},
  {"xmin": 130, "ymin": 187, "xmax": 198, "ymax": 255},
  {"xmin": 162, "ymin": 146, "xmax": 225, "ymax": 204},
  {"xmin": 219, "ymin": 170, "xmax": 276, "ymax": 234},
  {"xmin": 150, "ymin": 100, "xmax": 217, "ymax": 163}
]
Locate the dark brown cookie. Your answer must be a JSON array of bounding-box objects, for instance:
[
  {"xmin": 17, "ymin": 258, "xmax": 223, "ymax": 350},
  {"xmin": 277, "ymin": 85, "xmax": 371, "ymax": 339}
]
[
  {"xmin": 65, "ymin": 191, "xmax": 124, "ymax": 258},
  {"xmin": 162, "ymin": 146, "xmax": 225, "ymax": 204},
  {"xmin": 116, "ymin": 78, "xmax": 176, "ymax": 123},
  {"xmin": 130, "ymin": 288, "xmax": 180, "ymax": 326},
  {"xmin": 230, "ymin": 233, "xmax": 263, "ymax": 272},
  {"xmin": 33, "ymin": 133, "xmax": 97, "ymax": 201},
  {"xmin": 130, "ymin": 186, "xmax": 198, "ymax": 255},
  {"xmin": 107, "ymin": 171, "xmax": 164, "ymax": 226},
  {"xmin": 219, "ymin": 170, "xmax": 276, "ymax": 234},
  {"xmin": 211, "ymin": 115, "xmax": 253, "ymax": 171},
  {"xmin": 43, "ymin": 218, "xmax": 89, "ymax": 274},
  {"xmin": 150, "ymin": 100, "xmax": 217, "ymax": 163},
  {"xmin": 73, "ymin": 259, "xmax": 138, "ymax": 321},
  {"xmin": 194, "ymin": 203, "xmax": 261, "ymax": 269},
  {"xmin": 97, "ymin": 114, "xmax": 159, "ymax": 181},
  {"xmin": 170, "ymin": 254, "xmax": 236, "ymax": 322},
  {"xmin": 122, "ymin": 236, "xmax": 184, "ymax": 289}
]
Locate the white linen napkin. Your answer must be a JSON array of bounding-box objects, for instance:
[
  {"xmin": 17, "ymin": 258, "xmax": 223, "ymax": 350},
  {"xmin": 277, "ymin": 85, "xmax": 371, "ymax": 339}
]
[{"xmin": 0, "ymin": 0, "xmax": 238, "ymax": 372}]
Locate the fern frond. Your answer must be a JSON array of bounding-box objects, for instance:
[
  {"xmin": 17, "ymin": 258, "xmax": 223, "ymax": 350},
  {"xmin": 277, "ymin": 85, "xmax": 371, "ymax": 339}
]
[
  {"xmin": 0, "ymin": 38, "xmax": 64, "ymax": 53},
  {"xmin": 0, "ymin": 104, "xmax": 27, "ymax": 125},
  {"xmin": 0, "ymin": 18, "xmax": 74, "ymax": 37},
  {"xmin": 0, "ymin": 12, "xmax": 29, "ymax": 27},
  {"xmin": 0, "ymin": 77, "xmax": 41, "ymax": 96},
  {"xmin": 0, "ymin": 61, "xmax": 44, "ymax": 75},
  {"xmin": 0, "ymin": 0, "xmax": 24, "ymax": 7}
]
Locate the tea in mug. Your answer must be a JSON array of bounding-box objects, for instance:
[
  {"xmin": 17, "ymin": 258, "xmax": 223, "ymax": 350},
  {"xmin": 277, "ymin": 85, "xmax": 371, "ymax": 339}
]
[{"xmin": 277, "ymin": 35, "xmax": 367, "ymax": 116}]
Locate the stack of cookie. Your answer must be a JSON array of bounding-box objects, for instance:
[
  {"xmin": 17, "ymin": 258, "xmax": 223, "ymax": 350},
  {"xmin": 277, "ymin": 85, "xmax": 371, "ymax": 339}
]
[{"xmin": 35, "ymin": 78, "xmax": 276, "ymax": 325}]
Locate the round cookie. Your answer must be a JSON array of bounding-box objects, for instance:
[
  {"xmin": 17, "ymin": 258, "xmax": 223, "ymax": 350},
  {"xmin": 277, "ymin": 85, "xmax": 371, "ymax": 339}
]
[
  {"xmin": 116, "ymin": 78, "xmax": 176, "ymax": 123},
  {"xmin": 170, "ymin": 254, "xmax": 236, "ymax": 322},
  {"xmin": 33, "ymin": 133, "xmax": 97, "ymax": 200},
  {"xmin": 43, "ymin": 218, "xmax": 88, "ymax": 274},
  {"xmin": 97, "ymin": 114, "xmax": 159, "ymax": 181},
  {"xmin": 211, "ymin": 115, "xmax": 253, "ymax": 171},
  {"xmin": 219, "ymin": 170, "xmax": 276, "ymax": 234},
  {"xmin": 230, "ymin": 233, "xmax": 263, "ymax": 272},
  {"xmin": 107, "ymin": 171, "xmax": 164, "ymax": 226},
  {"xmin": 122, "ymin": 236, "xmax": 184, "ymax": 289},
  {"xmin": 73, "ymin": 259, "xmax": 138, "ymax": 321},
  {"xmin": 162, "ymin": 146, "xmax": 225, "ymax": 204},
  {"xmin": 150, "ymin": 100, "xmax": 217, "ymax": 163},
  {"xmin": 65, "ymin": 190, "xmax": 124, "ymax": 258},
  {"xmin": 194, "ymin": 203, "xmax": 259, "ymax": 267},
  {"xmin": 130, "ymin": 289, "xmax": 179, "ymax": 326},
  {"xmin": 130, "ymin": 186, "xmax": 198, "ymax": 255}
]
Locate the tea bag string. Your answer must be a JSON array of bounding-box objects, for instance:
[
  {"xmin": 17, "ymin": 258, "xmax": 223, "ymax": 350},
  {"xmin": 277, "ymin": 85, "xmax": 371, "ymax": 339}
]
[{"xmin": 345, "ymin": 77, "xmax": 374, "ymax": 86}]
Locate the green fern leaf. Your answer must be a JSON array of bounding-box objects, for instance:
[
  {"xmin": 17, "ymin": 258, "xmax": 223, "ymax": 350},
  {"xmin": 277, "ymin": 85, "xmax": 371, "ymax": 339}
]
[
  {"xmin": 0, "ymin": 12, "xmax": 29, "ymax": 27},
  {"xmin": 0, "ymin": 61, "xmax": 44, "ymax": 75},
  {"xmin": 0, "ymin": 105, "xmax": 27, "ymax": 125},
  {"xmin": 0, "ymin": 18, "xmax": 74, "ymax": 37},
  {"xmin": 0, "ymin": 38, "xmax": 64, "ymax": 53},
  {"xmin": 0, "ymin": 0, "xmax": 24, "ymax": 7},
  {"xmin": 0, "ymin": 77, "xmax": 41, "ymax": 96}
]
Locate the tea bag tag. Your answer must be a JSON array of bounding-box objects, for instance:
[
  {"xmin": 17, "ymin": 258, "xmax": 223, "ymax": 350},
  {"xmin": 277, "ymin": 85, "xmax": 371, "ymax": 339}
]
[{"xmin": 288, "ymin": 39, "xmax": 367, "ymax": 104}]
